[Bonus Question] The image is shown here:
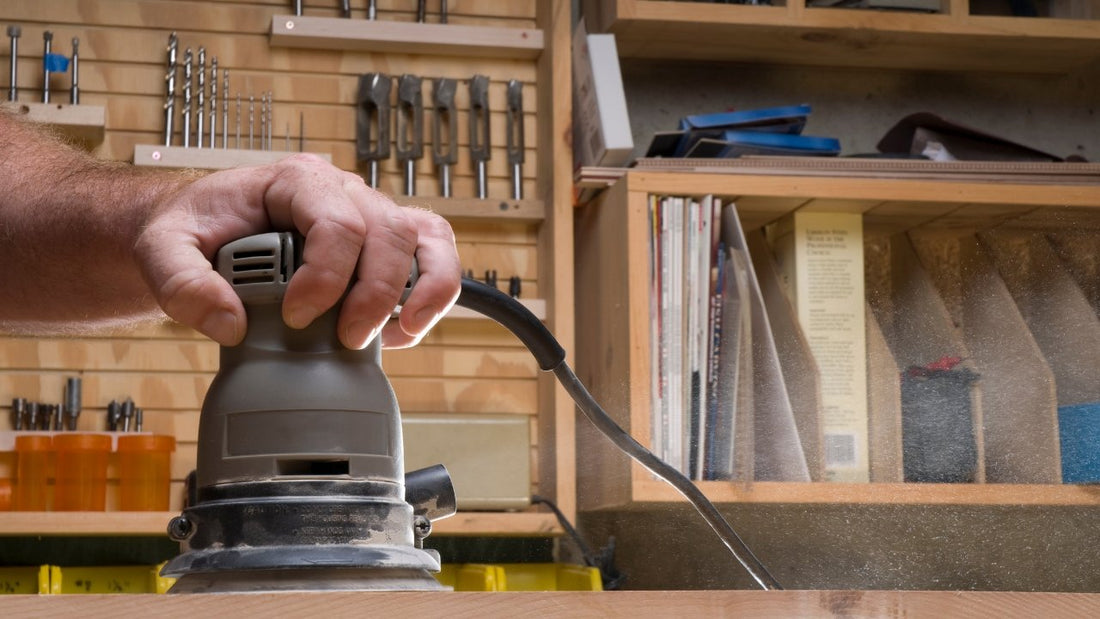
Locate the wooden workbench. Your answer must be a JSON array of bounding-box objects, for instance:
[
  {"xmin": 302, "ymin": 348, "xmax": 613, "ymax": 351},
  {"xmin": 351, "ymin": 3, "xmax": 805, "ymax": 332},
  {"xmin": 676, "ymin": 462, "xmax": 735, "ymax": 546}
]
[{"xmin": 5, "ymin": 590, "xmax": 1100, "ymax": 617}]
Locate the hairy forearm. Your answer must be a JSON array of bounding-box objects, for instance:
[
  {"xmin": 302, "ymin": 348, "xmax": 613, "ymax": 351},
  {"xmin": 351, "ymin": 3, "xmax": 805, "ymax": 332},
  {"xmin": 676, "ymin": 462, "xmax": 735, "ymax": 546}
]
[{"xmin": 0, "ymin": 112, "xmax": 195, "ymax": 329}]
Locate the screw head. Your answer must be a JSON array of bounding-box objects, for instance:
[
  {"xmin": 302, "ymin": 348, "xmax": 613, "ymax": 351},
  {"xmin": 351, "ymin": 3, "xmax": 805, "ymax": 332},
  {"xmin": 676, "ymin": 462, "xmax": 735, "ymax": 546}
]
[
  {"xmin": 285, "ymin": 20, "xmax": 295, "ymax": 30},
  {"xmin": 167, "ymin": 515, "xmax": 194, "ymax": 541}
]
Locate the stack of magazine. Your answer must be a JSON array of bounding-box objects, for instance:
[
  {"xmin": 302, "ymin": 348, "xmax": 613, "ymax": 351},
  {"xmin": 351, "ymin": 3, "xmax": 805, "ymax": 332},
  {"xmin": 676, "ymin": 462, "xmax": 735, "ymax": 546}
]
[{"xmin": 649, "ymin": 196, "xmax": 816, "ymax": 482}]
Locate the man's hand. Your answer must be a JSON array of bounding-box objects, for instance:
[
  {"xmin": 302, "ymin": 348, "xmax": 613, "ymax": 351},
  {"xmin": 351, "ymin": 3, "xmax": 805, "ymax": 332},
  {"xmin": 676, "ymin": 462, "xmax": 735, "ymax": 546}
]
[{"xmin": 135, "ymin": 154, "xmax": 461, "ymax": 349}]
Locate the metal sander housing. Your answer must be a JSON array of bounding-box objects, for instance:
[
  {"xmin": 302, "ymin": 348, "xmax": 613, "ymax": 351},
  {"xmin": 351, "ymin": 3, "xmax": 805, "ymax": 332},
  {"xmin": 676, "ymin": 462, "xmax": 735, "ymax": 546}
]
[{"xmin": 161, "ymin": 232, "xmax": 455, "ymax": 593}]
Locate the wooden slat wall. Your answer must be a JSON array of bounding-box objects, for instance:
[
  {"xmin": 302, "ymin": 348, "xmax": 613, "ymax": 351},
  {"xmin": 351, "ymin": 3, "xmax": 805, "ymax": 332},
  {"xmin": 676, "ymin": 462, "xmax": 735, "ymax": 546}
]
[{"xmin": 0, "ymin": 0, "xmax": 549, "ymax": 513}]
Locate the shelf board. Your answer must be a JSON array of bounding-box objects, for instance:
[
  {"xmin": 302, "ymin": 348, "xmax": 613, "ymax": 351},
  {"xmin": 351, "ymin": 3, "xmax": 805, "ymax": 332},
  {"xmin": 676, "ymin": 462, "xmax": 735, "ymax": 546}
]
[
  {"xmin": 132, "ymin": 144, "xmax": 332, "ymax": 170},
  {"xmin": 0, "ymin": 510, "xmax": 560, "ymax": 537},
  {"xmin": 619, "ymin": 479, "xmax": 1100, "ymax": 507},
  {"xmin": 595, "ymin": 0, "xmax": 1100, "ymax": 73},
  {"xmin": 269, "ymin": 15, "xmax": 543, "ymax": 59},
  {"xmin": 1, "ymin": 102, "xmax": 105, "ymax": 146},
  {"xmin": 394, "ymin": 195, "xmax": 545, "ymax": 223}
]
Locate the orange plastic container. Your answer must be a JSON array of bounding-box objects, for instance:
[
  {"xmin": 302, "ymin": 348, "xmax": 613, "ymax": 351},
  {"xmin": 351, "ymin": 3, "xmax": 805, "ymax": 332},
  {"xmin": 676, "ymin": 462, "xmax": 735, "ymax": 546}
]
[
  {"xmin": 53, "ymin": 434, "xmax": 111, "ymax": 511},
  {"xmin": 116, "ymin": 435, "xmax": 176, "ymax": 511},
  {"xmin": 14, "ymin": 435, "xmax": 53, "ymax": 511}
]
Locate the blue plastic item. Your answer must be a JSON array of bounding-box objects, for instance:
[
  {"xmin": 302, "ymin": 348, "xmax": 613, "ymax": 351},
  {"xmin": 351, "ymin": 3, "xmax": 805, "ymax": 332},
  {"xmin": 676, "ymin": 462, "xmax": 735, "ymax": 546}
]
[{"xmin": 1059, "ymin": 402, "xmax": 1100, "ymax": 483}]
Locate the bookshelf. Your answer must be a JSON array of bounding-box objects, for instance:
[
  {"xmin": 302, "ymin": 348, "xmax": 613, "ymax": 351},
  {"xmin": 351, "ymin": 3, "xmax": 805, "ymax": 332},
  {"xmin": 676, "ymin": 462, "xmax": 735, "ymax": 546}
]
[
  {"xmin": 583, "ymin": 0, "xmax": 1100, "ymax": 73},
  {"xmin": 574, "ymin": 169, "xmax": 1100, "ymax": 511}
]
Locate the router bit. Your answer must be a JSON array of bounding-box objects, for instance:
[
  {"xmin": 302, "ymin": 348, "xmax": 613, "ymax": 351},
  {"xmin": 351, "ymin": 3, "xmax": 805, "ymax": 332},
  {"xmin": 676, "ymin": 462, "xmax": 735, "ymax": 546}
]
[
  {"xmin": 355, "ymin": 72, "xmax": 391, "ymax": 188},
  {"xmin": 209, "ymin": 58, "xmax": 218, "ymax": 149},
  {"xmin": 182, "ymin": 48, "xmax": 193, "ymax": 148},
  {"xmin": 164, "ymin": 33, "xmax": 178, "ymax": 146},
  {"xmin": 506, "ymin": 80, "xmax": 525, "ymax": 200},
  {"xmin": 431, "ymin": 78, "xmax": 457, "ymax": 198},
  {"xmin": 368, "ymin": 0, "xmax": 377, "ymax": 19},
  {"xmin": 42, "ymin": 31, "xmax": 53, "ymax": 103},
  {"xmin": 395, "ymin": 74, "xmax": 424, "ymax": 196},
  {"xmin": 11, "ymin": 398, "xmax": 26, "ymax": 431},
  {"xmin": 65, "ymin": 377, "xmax": 82, "ymax": 431},
  {"xmin": 222, "ymin": 69, "xmax": 229, "ymax": 149},
  {"xmin": 469, "ymin": 75, "xmax": 491, "ymax": 199},
  {"xmin": 69, "ymin": 37, "xmax": 79, "ymax": 104},
  {"xmin": 196, "ymin": 48, "xmax": 206, "ymax": 148},
  {"xmin": 7, "ymin": 25, "xmax": 20, "ymax": 101}
]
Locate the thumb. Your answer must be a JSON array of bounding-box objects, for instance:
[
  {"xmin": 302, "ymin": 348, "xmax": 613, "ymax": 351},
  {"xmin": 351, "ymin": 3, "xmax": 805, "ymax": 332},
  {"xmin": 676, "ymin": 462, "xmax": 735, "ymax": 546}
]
[{"xmin": 137, "ymin": 230, "xmax": 246, "ymax": 346}]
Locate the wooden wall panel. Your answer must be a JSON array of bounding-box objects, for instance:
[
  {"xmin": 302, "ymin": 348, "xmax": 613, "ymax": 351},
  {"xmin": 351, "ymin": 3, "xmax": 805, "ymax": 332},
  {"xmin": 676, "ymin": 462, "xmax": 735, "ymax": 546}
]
[{"xmin": 0, "ymin": 0, "xmax": 557, "ymax": 516}]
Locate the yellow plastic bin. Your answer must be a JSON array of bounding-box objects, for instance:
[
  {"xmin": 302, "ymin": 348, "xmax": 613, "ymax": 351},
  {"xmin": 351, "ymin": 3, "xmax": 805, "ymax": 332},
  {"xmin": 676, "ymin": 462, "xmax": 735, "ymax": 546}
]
[
  {"xmin": 437, "ymin": 563, "xmax": 602, "ymax": 592},
  {"xmin": 0, "ymin": 566, "xmax": 50, "ymax": 595},
  {"xmin": 48, "ymin": 564, "xmax": 174, "ymax": 594},
  {"xmin": 116, "ymin": 435, "xmax": 176, "ymax": 511}
]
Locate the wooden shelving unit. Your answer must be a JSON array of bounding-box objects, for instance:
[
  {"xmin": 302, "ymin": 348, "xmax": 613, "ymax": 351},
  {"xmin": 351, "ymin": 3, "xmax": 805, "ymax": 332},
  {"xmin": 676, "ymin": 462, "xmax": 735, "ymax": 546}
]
[
  {"xmin": 574, "ymin": 169, "xmax": 1100, "ymax": 512},
  {"xmin": 0, "ymin": 0, "xmax": 575, "ymax": 541},
  {"xmin": 584, "ymin": 0, "xmax": 1100, "ymax": 73}
]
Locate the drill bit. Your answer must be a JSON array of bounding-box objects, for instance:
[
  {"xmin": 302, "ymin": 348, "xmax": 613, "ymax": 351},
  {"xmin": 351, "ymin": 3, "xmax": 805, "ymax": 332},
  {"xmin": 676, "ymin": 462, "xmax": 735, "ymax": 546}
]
[
  {"xmin": 294, "ymin": 0, "xmax": 303, "ymax": 16},
  {"xmin": 69, "ymin": 37, "xmax": 79, "ymax": 104},
  {"xmin": 209, "ymin": 58, "xmax": 218, "ymax": 149},
  {"xmin": 267, "ymin": 92, "xmax": 274, "ymax": 151},
  {"xmin": 42, "ymin": 31, "xmax": 53, "ymax": 103},
  {"xmin": 441, "ymin": 0, "xmax": 448, "ymax": 24},
  {"xmin": 285, "ymin": 121, "xmax": 290, "ymax": 151},
  {"xmin": 368, "ymin": 0, "xmax": 377, "ymax": 19},
  {"xmin": 355, "ymin": 72, "xmax": 391, "ymax": 188},
  {"xmin": 236, "ymin": 93, "xmax": 241, "ymax": 148},
  {"xmin": 431, "ymin": 78, "xmax": 457, "ymax": 198},
  {"xmin": 395, "ymin": 74, "xmax": 424, "ymax": 196},
  {"xmin": 469, "ymin": 75, "xmax": 491, "ymax": 199},
  {"xmin": 249, "ymin": 94, "xmax": 255, "ymax": 149},
  {"xmin": 196, "ymin": 48, "xmax": 206, "ymax": 148},
  {"xmin": 261, "ymin": 93, "xmax": 267, "ymax": 150},
  {"xmin": 222, "ymin": 69, "xmax": 229, "ymax": 149},
  {"xmin": 164, "ymin": 32, "xmax": 178, "ymax": 146},
  {"xmin": 342, "ymin": 0, "xmax": 351, "ymax": 17},
  {"xmin": 182, "ymin": 48, "xmax": 193, "ymax": 148},
  {"xmin": 299, "ymin": 111, "xmax": 304, "ymax": 152},
  {"xmin": 506, "ymin": 79, "xmax": 525, "ymax": 200},
  {"xmin": 7, "ymin": 25, "xmax": 20, "ymax": 102},
  {"xmin": 417, "ymin": 0, "xmax": 427, "ymax": 22}
]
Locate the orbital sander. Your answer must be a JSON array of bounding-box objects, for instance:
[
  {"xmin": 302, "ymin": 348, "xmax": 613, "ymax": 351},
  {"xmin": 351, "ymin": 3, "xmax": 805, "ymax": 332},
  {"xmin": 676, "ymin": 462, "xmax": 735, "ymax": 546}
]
[{"xmin": 161, "ymin": 232, "xmax": 454, "ymax": 593}]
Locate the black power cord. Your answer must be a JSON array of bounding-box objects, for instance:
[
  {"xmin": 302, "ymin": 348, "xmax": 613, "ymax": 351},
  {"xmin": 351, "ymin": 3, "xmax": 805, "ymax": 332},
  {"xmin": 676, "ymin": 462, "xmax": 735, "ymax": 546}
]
[
  {"xmin": 455, "ymin": 277, "xmax": 782, "ymax": 591},
  {"xmin": 531, "ymin": 494, "xmax": 625, "ymax": 591}
]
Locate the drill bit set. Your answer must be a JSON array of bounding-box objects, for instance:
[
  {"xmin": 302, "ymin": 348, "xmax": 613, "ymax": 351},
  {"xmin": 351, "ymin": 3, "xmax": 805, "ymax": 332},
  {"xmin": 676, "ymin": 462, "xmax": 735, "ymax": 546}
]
[
  {"xmin": 163, "ymin": 32, "xmax": 293, "ymax": 152},
  {"xmin": 293, "ymin": 0, "xmax": 450, "ymax": 22},
  {"xmin": 357, "ymin": 73, "xmax": 526, "ymax": 199},
  {"xmin": 5, "ymin": 25, "xmax": 82, "ymax": 105}
]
